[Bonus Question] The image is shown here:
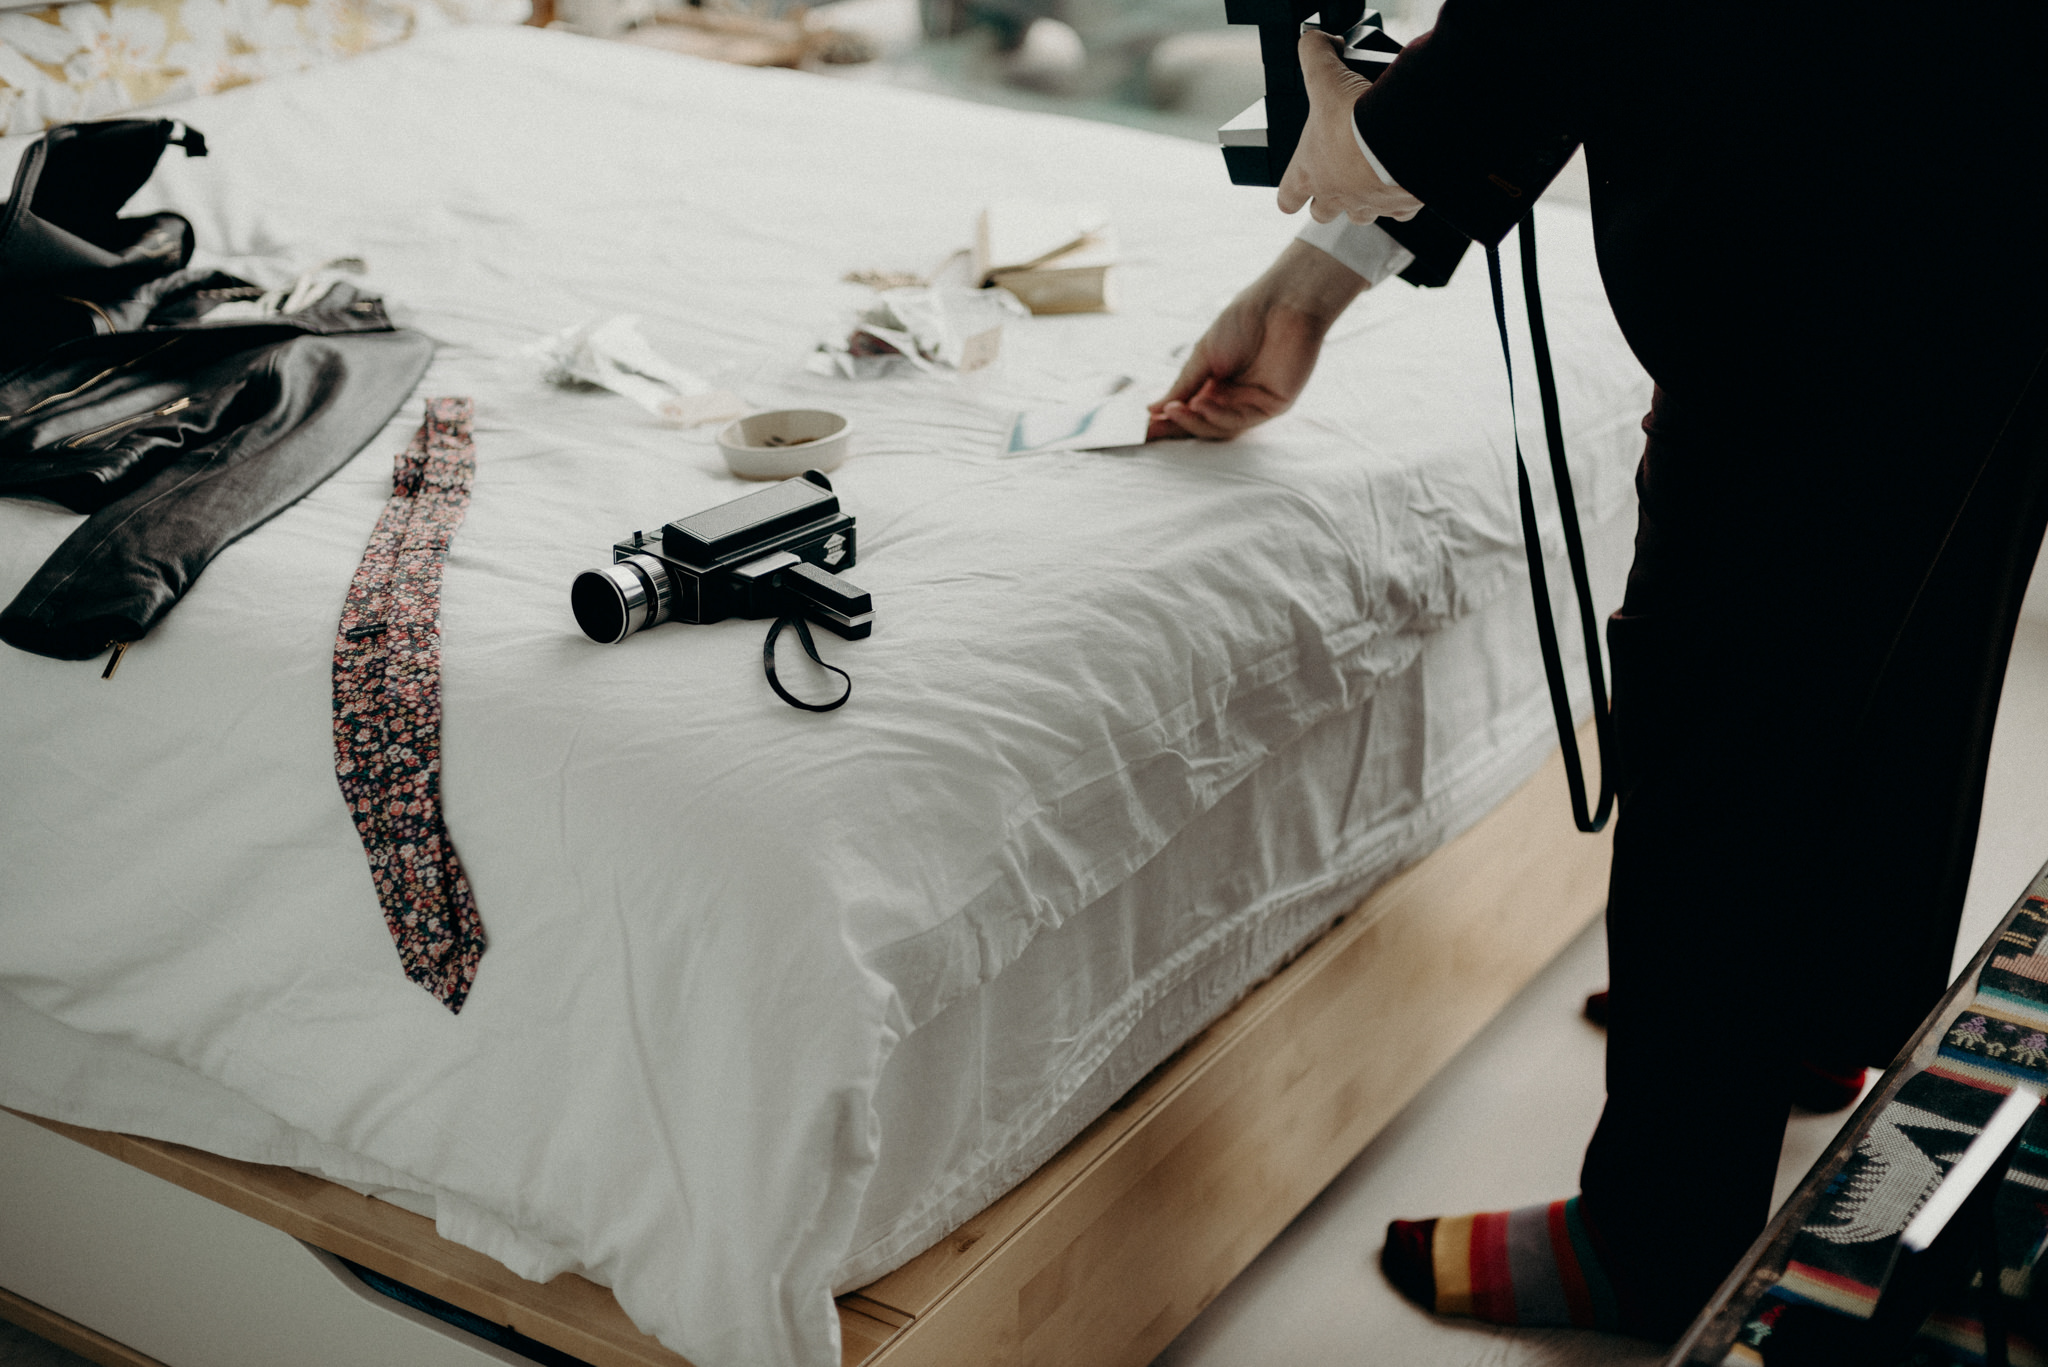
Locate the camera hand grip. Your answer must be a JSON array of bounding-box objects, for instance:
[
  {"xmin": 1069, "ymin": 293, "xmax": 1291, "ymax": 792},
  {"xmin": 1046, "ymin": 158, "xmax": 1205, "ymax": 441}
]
[{"xmin": 780, "ymin": 561, "xmax": 873, "ymax": 640}]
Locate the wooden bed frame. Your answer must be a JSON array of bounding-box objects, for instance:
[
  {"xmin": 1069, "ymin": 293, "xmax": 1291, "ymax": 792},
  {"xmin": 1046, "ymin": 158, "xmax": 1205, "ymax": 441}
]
[{"xmin": 1, "ymin": 727, "xmax": 1611, "ymax": 1367}]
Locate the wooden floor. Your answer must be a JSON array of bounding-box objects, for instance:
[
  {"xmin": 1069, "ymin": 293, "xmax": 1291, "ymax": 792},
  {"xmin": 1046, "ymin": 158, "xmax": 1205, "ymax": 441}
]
[{"xmin": 6, "ymin": 728, "xmax": 1611, "ymax": 1367}]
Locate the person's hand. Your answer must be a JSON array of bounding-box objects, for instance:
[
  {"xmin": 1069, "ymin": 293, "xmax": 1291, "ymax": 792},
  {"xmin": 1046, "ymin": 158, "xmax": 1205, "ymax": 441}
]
[
  {"xmin": 1277, "ymin": 32, "xmax": 1423, "ymax": 226},
  {"xmin": 1147, "ymin": 240, "xmax": 1367, "ymax": 440}
]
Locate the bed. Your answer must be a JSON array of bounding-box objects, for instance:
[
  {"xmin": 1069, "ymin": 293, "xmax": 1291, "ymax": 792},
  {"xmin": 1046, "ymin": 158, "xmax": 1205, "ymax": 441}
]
[{"xmin": 0, "ymin": 16, "xmax": 1651, "ymax": 1367}]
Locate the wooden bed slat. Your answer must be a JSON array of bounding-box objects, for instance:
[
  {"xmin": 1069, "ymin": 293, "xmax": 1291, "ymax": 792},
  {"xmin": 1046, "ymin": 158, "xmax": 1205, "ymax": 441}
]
[
  {"xmin": 12, "ymin": 726, "xmax": 1608, "ymax": 1367},
  {"xmin": 835, "ymin": 1302, "xmax": 903, "ymax": 1366}
]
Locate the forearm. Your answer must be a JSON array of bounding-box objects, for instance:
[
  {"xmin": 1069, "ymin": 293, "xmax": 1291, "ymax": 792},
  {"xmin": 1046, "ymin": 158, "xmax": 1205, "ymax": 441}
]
[{"xmin": 1257, "ymin": 238, "xmax": 1374, "ymax": 326}]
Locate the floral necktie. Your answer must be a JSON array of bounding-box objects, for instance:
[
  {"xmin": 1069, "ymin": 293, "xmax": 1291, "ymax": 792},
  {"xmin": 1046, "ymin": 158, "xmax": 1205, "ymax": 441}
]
[{"xmin": 332, "ymin": 397, "xmax": 484, "ymax": 1013}]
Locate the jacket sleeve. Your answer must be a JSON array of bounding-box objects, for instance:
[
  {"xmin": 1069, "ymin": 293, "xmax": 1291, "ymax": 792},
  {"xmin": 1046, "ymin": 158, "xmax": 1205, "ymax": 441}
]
[{"xmin": 1353, "ymin": 0, "xmax": 1588, "ymax": 247}]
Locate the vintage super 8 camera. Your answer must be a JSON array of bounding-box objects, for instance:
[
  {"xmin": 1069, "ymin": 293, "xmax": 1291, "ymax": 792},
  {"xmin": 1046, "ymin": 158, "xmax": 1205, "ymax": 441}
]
[
  {"xmin": 1219, "ymin": 0, "xmax": 1471, "ymax": 287},
  {"xmin": 572, "ymin": 471, "xmax": 874, "ymax": 645}
]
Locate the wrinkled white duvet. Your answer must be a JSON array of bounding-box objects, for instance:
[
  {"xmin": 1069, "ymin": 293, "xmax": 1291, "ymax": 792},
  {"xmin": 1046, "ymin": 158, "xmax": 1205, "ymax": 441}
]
[{"xmin": 0, "ymin": 26, "xmax": 1649, "ymax": 1367}]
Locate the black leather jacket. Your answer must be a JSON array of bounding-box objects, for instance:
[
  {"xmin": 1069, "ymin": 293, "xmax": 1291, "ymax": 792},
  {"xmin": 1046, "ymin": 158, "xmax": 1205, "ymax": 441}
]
[
  {"xmin": 0, "ymin": 118, "xmax": 434, "ymax": 663},
  {"xmin": 0, "ymin": 274, "xmax": 432, "ymax": 660}
]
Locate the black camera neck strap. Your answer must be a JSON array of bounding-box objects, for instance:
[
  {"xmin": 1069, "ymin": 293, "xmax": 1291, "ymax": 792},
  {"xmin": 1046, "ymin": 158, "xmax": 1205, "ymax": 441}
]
[
  {"xmin": 1483, "ymin": 214, "xmax": 1615, "ymax": 834},
  {"xmin": 764, "ymin": 613, "xmax": 852, "ymax": 712}
]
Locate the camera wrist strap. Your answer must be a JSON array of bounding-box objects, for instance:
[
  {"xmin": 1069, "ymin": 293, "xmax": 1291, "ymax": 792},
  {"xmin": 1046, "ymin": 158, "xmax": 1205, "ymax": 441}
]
[
  {"xmin": 764, "ymin": 613, "xmax": 852, "ymax": 712},
  {"xmin": 1484, "ymin": 215, "xmax": 1615, "ymax": 833}
]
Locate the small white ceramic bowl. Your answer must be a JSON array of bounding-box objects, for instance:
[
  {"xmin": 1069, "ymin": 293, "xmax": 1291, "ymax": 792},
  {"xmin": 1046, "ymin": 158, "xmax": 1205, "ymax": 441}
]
[{"xmin": 717, "ymin": 409, "xmax": 852, "ymax": 481}]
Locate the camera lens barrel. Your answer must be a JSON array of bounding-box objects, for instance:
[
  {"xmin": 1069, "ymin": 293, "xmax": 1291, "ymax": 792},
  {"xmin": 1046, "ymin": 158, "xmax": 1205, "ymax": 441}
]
[{"xmin": 572, "ymin": 553, "xmax": 674, "ymax": 644}]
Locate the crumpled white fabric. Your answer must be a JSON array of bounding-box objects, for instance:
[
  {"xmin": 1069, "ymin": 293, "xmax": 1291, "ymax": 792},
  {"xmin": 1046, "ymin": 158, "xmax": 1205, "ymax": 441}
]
[{"xmin": 529, "ymin": 314, "xmax": 749, "ymax": 425}]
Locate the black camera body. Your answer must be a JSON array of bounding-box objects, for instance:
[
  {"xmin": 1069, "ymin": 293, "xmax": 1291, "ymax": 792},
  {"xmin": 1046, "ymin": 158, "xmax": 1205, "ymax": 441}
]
[
  {"xmin": 1218, "ymin": 0, "xmax": 1389, "ymax": 188},
  {"xmin": 1219, "ymin": 0, "xmax": 1472, "ymax": 287},
  {"xmin": 572, "ymin": 470, "xmax": 874, "ymax": 645}
]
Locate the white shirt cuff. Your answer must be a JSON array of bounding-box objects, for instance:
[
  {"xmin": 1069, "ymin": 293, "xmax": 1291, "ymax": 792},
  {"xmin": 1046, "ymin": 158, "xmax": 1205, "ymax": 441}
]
[
  {"xmin": 1295, "ymin": 217, "xmax": 1416, "ymax": 286},
  {"xmin": 1350, "ymin": 117, "xmax": 1401, "ymax": 191}
]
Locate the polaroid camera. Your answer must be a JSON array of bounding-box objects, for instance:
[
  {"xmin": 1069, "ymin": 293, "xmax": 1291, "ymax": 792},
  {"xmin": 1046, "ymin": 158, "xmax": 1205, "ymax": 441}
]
[{"xmin": 1217, "ymin": 0, "xmax": 1469, "ymax": 287}]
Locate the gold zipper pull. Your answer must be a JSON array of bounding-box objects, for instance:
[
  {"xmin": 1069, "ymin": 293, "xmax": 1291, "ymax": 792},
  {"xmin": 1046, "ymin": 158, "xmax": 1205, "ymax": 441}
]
[
  {"xmin": 66, "ymin": 395, "xmax": 195, "ymax": 449},
  {"xmin": 16, "ymin": 338, "xmax": 185, "ymax": 421},
  {"xmin": 101, "ymin": 641, "xmax": 131, "ymax": 680}
]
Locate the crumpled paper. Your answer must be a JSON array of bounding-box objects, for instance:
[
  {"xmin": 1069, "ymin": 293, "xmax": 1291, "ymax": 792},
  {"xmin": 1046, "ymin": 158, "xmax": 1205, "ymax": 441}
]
[
  {"xmin": 809, "ymin": 285, "xmax": 1026, "ymax": 380},
  {"xmin": 528, "ymin": 316, "xmax": 748, "ymax": 426}
]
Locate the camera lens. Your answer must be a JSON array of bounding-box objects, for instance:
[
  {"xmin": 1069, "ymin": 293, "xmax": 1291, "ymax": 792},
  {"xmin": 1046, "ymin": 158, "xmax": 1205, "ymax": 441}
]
[{"xmin": 572, "ymin": 554, "xmax": 673, "ymax": 644}]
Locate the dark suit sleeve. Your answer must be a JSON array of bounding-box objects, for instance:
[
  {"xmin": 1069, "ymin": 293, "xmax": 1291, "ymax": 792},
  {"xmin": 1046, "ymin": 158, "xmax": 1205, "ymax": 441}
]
[
  {"xmin": 1378, "ymin": 210, "xmax": 1473, "ymax": 288},
  {"xmin": 1354, "ymin": 0, "xmax": 1587, "ymax": 247}
]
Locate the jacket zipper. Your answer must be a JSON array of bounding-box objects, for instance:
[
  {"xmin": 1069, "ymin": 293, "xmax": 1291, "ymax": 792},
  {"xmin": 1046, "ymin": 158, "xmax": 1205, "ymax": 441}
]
[
  {"xmin": 65, "ymin": 395, "xmax": 194, "ymax": 449},
  {"xmin": 1, "ymin": 338, "xmax": 184, "ymax": 422}
]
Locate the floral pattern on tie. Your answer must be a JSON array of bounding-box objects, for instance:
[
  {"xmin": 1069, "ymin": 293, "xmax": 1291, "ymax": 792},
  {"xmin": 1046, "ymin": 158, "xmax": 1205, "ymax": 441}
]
[{"xmin": 333, "ymin": 396, "xmax": 484, "ymax": 1012}]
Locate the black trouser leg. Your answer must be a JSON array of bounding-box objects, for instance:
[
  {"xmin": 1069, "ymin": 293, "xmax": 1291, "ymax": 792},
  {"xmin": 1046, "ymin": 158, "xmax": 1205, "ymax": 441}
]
[{"xmin": 1579, "ymin": 364, "xmax": 2048, "ymax": 1339}]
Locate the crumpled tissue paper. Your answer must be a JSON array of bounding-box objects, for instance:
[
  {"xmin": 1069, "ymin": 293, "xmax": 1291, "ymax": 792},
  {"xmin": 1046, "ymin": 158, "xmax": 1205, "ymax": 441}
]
[
  {"xmin": 810, "ymin": 285, "xmax": 1026, "ymax": 380},
  {"xmin": 529, "ymin": 316, "xmax": 748, "ymax": 426}
]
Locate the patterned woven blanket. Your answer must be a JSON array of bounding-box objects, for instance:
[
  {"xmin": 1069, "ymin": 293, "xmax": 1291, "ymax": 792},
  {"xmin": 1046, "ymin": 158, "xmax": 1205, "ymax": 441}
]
[{"xmin": 1726, "ymin": 890, "xmax": 2048, "ymax": 1367}]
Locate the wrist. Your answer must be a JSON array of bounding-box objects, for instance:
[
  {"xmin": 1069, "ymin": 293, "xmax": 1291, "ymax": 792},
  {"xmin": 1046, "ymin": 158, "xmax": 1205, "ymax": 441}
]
[{"xmin": 1261, "ymin": 238, "xmax": 1370, "ymax": 326}]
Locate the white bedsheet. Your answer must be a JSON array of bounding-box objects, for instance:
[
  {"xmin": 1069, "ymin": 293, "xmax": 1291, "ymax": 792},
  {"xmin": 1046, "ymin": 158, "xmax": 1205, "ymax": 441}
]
[{"xmin": 0, "ymin": 27, "xmax": 1649, "ymax": 1367}]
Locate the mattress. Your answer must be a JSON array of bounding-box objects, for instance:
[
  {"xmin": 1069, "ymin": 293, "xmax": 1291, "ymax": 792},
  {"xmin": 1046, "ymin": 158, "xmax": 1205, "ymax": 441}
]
[{"xmin": 0, "ymin": 25, "xmax": 1651, "ymax": 1367}]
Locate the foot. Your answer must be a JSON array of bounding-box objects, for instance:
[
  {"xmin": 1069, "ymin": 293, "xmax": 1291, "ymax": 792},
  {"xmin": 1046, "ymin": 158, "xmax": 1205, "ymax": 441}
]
[{"xmin": 1382, "ymin": 1197, "xmax": 1623, "ymax": 1330}]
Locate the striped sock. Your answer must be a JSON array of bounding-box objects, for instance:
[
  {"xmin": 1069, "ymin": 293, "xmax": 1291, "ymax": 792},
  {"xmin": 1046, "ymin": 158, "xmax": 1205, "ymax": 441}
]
[{"xmin": 1381, "ymin": 1197, "xmax": 1623, "ymax": 1330}]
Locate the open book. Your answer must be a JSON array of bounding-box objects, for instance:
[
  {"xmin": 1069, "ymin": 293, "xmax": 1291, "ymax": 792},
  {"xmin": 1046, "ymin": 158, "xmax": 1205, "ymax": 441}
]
[{"xmin": 971, "ymin": 201, "xmax": 1116, "ymax": 315}]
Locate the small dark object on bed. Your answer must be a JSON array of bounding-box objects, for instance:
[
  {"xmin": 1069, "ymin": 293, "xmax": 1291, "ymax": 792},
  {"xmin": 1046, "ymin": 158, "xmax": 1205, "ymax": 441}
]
[
  {"xmin": 572, "ymin": 471, "xmax": 871, "ymax": 711},
  {"xmin": 572, "ymin": 469, "xmax": 871, "ymax": 644}
]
